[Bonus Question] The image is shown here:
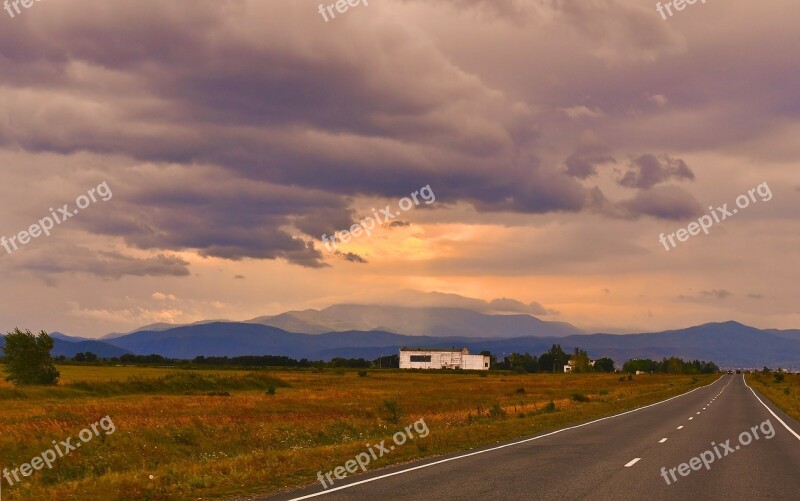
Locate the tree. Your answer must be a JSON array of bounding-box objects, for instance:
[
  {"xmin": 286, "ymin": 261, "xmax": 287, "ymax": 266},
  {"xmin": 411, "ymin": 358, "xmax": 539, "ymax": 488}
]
[
  {"xmin": 594, "ymin": 357, "xmax": 615, "ymax": 373},
  {"xmin": 539, "ymin": 344, "xmax": 569, "ymax": 372},
  {"xmin": 74, "ymin": 352, "xmax": 98, "ymax": 362},
  {"xmin": 569, "ymin": 348, "xmax": 593, "ymax": 373},
  {"xmin": 3, "ymin": 328, "xmax": 60, "ymax": 385}
]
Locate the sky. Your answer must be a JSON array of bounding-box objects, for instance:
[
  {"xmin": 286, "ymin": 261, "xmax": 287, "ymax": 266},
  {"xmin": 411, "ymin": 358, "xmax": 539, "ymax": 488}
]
[{"xmin": 0, "ymin": 0, "xmax": 798, "ymax": 338}]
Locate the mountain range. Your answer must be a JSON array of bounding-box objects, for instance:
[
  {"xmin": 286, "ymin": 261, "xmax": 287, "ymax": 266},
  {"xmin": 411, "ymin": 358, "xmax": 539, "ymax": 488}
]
[{"xmin": 3, "ymin": 305, "xmax": 799, "ymax": 368}]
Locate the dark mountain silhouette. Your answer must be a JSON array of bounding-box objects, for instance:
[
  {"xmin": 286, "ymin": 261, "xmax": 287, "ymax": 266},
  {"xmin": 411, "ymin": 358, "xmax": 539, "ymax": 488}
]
[{"xmin": 95, "ymin": 320, "xmax": 800, "ymax": 368}]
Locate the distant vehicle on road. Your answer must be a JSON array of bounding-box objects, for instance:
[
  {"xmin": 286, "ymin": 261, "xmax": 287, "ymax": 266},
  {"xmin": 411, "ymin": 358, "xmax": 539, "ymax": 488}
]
[{"xmin": 736, "ymin": 369, "xmax": 742, "ymax": 374}]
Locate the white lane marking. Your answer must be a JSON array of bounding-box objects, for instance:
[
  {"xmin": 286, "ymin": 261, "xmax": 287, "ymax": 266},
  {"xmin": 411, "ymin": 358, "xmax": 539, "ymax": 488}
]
[
  {"xmin": 743, "ymin": 374, "xmax": 800, "ymax": 442},
  {"xmin": 696, "ymin": 412, "xmax": 701, "ymax": 414},
  {"xmin": 689, "ymin": 417, "xmax": 694, "ymax": 420},
  {"xmin": 286, "ymin": 376, "xmax": 725, "ymax": 500},
  {"xmin": 625, "ymin": 458, "xmax": 642, "ymax": 467},
  {"xmin": 703, "ymin": 407, "xmax": 706, "ymax": 410},
  {"xmin": 659, "ymin": 438, "xmax": 668, "ymax": 443},
  {"xmin": 677, "ymin": 426, "xmax": 684, "ymax": 430}
]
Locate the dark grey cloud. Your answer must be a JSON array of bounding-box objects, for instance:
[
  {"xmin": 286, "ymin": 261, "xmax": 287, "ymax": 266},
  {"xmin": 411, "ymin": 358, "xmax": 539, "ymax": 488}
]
[
  {"xmin": 10, "ymin": 245, "xmax": 190, "ymax": 280},
  {"xmin": 335, "ymin": 251, "xmax": 368, "ymax": 264},
  {"xmin": 564, "ymin": 132, "xmax": 616, "ymax": 179},
  {"xmin": 388, "ymin": 221, "xmax": 411, "ymax": 228},
  {"xmin": 619, "ymin": 154, "xmax": 694, "ymax": 190},
  {"xmin": 618, "ymin": 185, "xmax": 701, "ymax": 220}
]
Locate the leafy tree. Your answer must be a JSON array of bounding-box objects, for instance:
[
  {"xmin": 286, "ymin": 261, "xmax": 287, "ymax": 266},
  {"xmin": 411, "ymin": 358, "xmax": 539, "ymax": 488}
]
[
  {"xmin": 539, "ymin": 344, "xmax": 569, "ymax": 372},
  {"xmin": 593, "ymin": 357, "xmax": 615, "ymax": 373},
  {"xmin": 3, "ymin": 328, "xmax": 60, "ymax": 385},
  {"xmin": 568, "ymin": 348, "xmax": 593, "ymax": 373},
  {"xmin": 73, "ymin": 352, "xmax": 98, "ymax": 362}
]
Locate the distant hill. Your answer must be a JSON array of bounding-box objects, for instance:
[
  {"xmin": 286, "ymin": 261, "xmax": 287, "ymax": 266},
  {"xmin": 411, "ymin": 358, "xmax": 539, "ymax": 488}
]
[
  {"xmin": 99, "ymin": 320, "xmax": 800, "ymax": 368},
  {"xmin": 101, "ymin": 320, "xmax": 229, "ymax": 340},
  {"xmin": 50, "ymin": 332, "xmax": 93, "ymax": 342},
  {"xmin": 0, "ymin": 334, "xmax": 130, "ymax": 358},
  {"xmin": 104, "ymin": 322, "xmax": 482, "ymax": 359},
  {"xmin": 247, "ymin": 304, "xmax": 583, "ymax": 338}
]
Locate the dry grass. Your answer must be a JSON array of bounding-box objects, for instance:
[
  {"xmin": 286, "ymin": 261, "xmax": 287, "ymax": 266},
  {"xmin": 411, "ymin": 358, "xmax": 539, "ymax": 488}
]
[
  {"xmin": 746, "ymin": 372, "xmax": 800, "ymax": 421},
  {"xmin": 0, "ymin": 365, "xmax": 717, "ymax": 500}
]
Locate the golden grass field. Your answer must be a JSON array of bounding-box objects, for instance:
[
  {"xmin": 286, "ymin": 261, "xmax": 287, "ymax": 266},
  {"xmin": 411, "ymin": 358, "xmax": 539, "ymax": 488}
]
[
  {"xmin": 0, "ymin": 365, "xmax": 718, "ymax": 500},
  {"xmin": 746, "ymin": 372, "xmax": 800, "ymax": 422}
]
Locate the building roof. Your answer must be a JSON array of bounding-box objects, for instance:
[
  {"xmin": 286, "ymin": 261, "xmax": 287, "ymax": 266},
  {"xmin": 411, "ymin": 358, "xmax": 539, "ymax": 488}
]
[{"xmin": 400, "ymin": 347, "xmax": 471, "ymax": 353}]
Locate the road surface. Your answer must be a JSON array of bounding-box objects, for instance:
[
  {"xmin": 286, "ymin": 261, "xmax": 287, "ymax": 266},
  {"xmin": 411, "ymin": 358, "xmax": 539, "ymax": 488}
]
[{"xmin": 264, "ymin": 374, "xmax": 800, "ymax": 501}]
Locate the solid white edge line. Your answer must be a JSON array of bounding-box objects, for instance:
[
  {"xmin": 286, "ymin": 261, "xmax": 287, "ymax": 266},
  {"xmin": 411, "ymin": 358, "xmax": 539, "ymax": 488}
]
[
  {"xmin": 286, "ymin": 375, "xmax": 725, "ymax": 500},
  {"xmin": 743, "ymin": 374, "xmax": 800, "ymax": 441},
  {"xmin": 624, "ymin": 458, "xmax": 641, "ymax": 467}
]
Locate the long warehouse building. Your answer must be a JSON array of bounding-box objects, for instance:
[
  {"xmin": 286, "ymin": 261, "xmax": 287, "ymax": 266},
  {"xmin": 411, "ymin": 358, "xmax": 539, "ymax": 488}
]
[{"xmin": 399, "ymin": 347, "xmax": 490, "ymax": 370}]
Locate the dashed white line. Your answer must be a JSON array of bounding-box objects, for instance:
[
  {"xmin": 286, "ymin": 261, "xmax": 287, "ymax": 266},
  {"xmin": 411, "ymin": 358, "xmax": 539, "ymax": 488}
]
[
  {"xmin": 625, "ymin": 458, "xmax": 642, "ymax": 467},
  {"xmin": 659, "ymin": 438, "xmax": 668, "ymax": 443},
  {"xmin": 696, "ymin": 412, "xmax": 701, "ymax": 414},
  {"xmin": 689, "ymin": 417, "xmax": 694, "ymax": 420},
  {"xmin": 284, "ymin": 376, "xmax": 726, "ymax": 500},
  {"xmin": 677, "ymin": 426, "xmax": 684, "ymax": 430}
]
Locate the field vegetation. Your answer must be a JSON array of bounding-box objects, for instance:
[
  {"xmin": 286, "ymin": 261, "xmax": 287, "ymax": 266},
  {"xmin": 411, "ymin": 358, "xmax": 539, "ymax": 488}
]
[
  {"xmin": 746, "ymin": 372, "xmax": 800, "ymax": 422},
  {"xmin": 0, "ymin": 364, "xmax": 717, "ymax": 500}
]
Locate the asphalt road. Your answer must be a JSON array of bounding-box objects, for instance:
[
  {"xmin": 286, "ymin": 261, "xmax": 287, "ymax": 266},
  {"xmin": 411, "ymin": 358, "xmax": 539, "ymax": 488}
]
[{"xmin": 264, "ymin": 374, "xmax": 800, "ymax": 501}]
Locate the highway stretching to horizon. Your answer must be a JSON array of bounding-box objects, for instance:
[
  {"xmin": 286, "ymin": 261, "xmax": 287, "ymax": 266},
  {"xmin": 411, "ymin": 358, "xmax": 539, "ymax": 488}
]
[{"xmin": 264, "ymin": 375, "xmax": 800, "ymax": 501}]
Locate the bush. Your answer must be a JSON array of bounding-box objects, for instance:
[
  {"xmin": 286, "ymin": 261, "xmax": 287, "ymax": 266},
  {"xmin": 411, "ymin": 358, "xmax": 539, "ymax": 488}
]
[
  {"xmin": 572, "ymin": 393, "xmax": 590, "ymax": 403},
  {"xmin": 383, "ymin": 399, "xmax": 400, "ymax": 424},
  {"xmin": 543, "ymin": 401, "xmax": 557, "ymax": 413},
  {"xmin": 3, "ymin": 329, "xmax": 60, "ymax": 386},
  {"xmin": 515, "ymin": 387, "xmax": 526, "ymax": 394},
  {"xmin": 357, "ymin": 370, "xmax": 368, "ymax": 377},
  {"xmin": 774, "ymin": 373, "xmax": 785, "ymax": 383},
  {"xmin": 488, "ymin": 403, "xmax": 506, "ymax": 419},
  {"xmin": 266, "ymin": 385, "xmax": 276, "ymax": 395}
]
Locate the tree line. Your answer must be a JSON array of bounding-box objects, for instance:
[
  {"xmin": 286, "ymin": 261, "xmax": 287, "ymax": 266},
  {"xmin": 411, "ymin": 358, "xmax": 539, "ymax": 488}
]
[
  {"xmin": 622, "ymin": 357, "xmax": 719, "ymax": 374},
  {"xmin": 489, "ymin": 345, "xmax": 615, "ymax": 373},
  {"xmin": 2, "ymin": 329, "xmax": 719, "ymax": 387}
]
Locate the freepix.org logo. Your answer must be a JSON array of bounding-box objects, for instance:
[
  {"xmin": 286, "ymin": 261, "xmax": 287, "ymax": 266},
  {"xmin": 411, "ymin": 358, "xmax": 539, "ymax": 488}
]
[{"xmin": 1, "ymin": 181, "xmax": 113, "ymax": 256}]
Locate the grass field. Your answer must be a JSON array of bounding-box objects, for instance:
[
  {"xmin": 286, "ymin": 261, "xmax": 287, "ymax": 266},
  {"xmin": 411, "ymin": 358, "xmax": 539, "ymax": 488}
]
[
  {"xmin": 0, "ymin": 365, "xmax": 717, "ymax": 500},
  {"xmin": 746, "ymin": 372, "xmax": 800, "ymax": 422}
]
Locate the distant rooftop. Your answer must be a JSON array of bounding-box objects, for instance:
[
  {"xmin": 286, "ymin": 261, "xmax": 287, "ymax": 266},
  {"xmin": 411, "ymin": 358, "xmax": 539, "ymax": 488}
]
[{"xmin": 400, "ymin": 347, "xmax": 471, "ymax": 352}]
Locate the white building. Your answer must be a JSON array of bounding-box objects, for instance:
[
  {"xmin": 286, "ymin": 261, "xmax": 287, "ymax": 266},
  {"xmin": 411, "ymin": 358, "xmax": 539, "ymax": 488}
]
[
  {"xmin": 399, "ymin": 348, "xmax": 490, "ymax": 370},
  {"xmin": 564, "ymin": 359, "xmax": 596, "ymax": 373}
]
